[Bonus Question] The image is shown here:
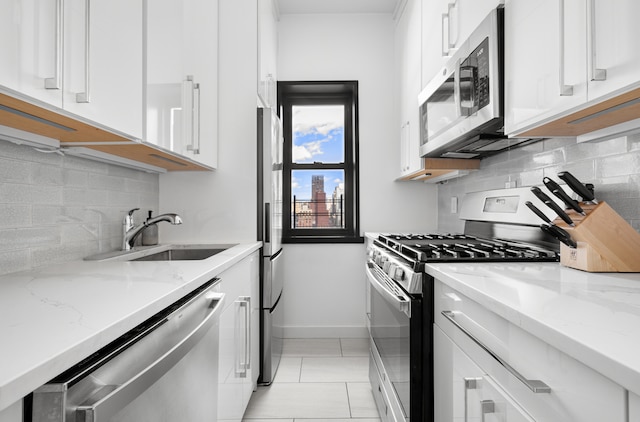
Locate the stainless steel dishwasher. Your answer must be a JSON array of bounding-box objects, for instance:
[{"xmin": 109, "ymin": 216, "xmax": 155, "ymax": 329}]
[{"xmin": 32, "ymin": 278, "xmax": 224, "ymax": 422}]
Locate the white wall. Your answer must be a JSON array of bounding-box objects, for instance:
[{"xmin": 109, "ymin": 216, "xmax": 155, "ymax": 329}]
[
  {"xmin": 159, "ymin": 0, "xmax": 258, "ymax": 244},
  {"xmin": 278, "ymin": 13, "xmax": 438, "ymax": 338}
]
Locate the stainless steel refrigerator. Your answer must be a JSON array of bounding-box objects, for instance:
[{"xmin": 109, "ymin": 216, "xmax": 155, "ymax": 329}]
[{"xmin": 257, "ymin": 107, "xmax": 284, "ymax": 385}]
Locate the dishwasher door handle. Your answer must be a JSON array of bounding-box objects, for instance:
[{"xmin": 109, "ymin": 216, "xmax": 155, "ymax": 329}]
[
  {"xmin": 441, "ymin": 310, "xmax": 551, "ymax": 394},
  {"xmin": 75, "ymin": 292, "xmax": 225, "ymax": 421}
]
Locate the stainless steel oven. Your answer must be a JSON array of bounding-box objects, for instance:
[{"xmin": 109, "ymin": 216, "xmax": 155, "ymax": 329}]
[
  {"xmin": 365, "ymin": 187, "xmax": 561, "ymax": 422},
  {"xmin": 365, "ymin": 244, "xmax": 432, "ymax": 422}
]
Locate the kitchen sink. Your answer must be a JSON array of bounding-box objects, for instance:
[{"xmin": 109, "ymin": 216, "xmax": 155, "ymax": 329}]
[
  {"xmin": 132, "ymin": 248, "xmax": 226, "ymax": 261},
  {"xmin": 84, "ymin": 244, "xmax": 236, "ymax": 262}
]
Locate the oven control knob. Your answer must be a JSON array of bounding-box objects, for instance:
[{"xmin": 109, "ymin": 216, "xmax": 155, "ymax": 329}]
[
  {"xmin": 393, "ymin": 267, "xmax": 404, "ymax": 281},
  {"xmin": 386, "ymin": 263, "xmax": 397, "ymax": 277},
  {"xmin": 383, "ymin": 261, "xmax": 392, "ymax": 273}
]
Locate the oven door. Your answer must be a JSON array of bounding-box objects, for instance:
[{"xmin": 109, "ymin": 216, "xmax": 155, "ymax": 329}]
[{"xmin": 366, "ymin": 261, "xmax": 412, "ymax": 421}]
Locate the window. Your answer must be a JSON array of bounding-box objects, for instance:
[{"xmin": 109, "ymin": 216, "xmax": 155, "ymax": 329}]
[{"xmin": 278, "ymin": 81, "xmax": 361, "ymax": 243}]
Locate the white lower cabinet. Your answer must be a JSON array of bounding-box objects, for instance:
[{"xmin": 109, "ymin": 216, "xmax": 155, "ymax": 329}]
[
  {"xmin": 0, "ymin": 400, "xmax": 21, "ymax": 422},
  {"xmin": 630, "ymin": 391, "xmax": 640, "ymax": 422},
  {"xmin": 434, "ymin": 279, "xmax": 627, "ymax": 422},
  {"xmin": 435, "ymin": 326, "xmax": 534, "ymax": 422},
  {"xmin": 217, "ymin": 251, "xmax": 259, "ymax": 422}
]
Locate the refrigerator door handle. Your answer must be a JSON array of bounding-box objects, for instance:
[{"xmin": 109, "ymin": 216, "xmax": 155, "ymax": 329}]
[{"xmin": 264, "ymin": 203, "xmax": 271, "ymax": 243}]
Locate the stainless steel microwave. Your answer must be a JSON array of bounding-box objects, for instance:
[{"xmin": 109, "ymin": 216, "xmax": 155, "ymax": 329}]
[{"xmin": 418, "ymin": 7, "xmax": 537, "ymax": 159}]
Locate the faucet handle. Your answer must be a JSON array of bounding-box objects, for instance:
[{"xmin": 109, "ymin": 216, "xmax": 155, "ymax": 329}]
[{"xmin": 127, "ymin": 208, "xmax": 140, "ymax": 217}]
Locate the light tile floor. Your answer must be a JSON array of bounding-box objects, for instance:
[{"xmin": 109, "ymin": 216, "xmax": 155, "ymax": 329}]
[{"xmin": 243, "ymin": 338, "xmax": 381, "ymax": 422}]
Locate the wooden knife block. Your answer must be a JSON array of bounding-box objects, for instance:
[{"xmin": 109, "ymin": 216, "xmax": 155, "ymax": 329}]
[{"xmin": 555, "ymin": 201, "xmax": 640, "ymax": 272}]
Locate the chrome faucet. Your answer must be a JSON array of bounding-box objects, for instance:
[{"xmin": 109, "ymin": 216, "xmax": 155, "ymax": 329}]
[{"xmin": 122, "ymin": 208, "xmax": 183, "ymax": 250}]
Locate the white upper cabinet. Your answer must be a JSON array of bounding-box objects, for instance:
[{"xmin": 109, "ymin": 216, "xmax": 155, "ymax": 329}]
[
  {"xmin": 421, "ymin": 0, "xmax": 502, "ymax": 87},
  {"xmin": 62, "ymin": 0, "xmax": 143, "ymax": 139},
  {"xmin": 258, "ymin": 0, "xmax": 278, "ymax": 108},
  {"xmin": 0, "ymin": 0, "xmax": 62, "ymax": 108},
  {"xmin": 397, "ymin": 0, "xmax": 422, "ymax": 178},
  {"xmin": 1, "ymin": 0, "xmax": 143, "ymax": 139},
  {"xmin": 146, "ymin": 0, "xmax": 218, "ymax": 169},
  {"xmin": 587, "ymin": 0, "xmax": 640, "ymax": 100},
  {"xmin": 506, "ymin": 0, "xmax": 640, "ymax": 138},
  {"xmin": 504, "ymin": 0, "xmax": 588, "ymax": 135}
]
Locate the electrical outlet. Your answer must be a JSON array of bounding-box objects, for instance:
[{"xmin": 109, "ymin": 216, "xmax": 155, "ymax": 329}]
[
  {"xmin": 450, "ymin": 197, "xmax": 458, "ymax": 213},
  {"xmin": 505, "ymin": 180, "xmax": 517, "ymax": 189}
]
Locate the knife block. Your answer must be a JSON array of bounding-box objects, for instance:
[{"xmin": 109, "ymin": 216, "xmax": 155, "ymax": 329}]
[{"xmin": 555, "ymin": 201, "xmax": 640, "ymax": 272}]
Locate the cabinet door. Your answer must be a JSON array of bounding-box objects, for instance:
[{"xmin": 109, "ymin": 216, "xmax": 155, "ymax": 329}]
[
  {"xmin": 588, "ymin": 0, "xmax": 640, "ymax": 100},
  {"xmin": 504, "ymin": 0, "xmax": 588, "ymax": 135},
  {"xmin": 258, "ymin": 0, "xmax": 277, "ymax": 107},
  {"xmin": 217, "ymin": 253, "xmax": 258, "ymax": 422},
  {"xmin": 451, "ymin": 0, "xmax": 503, "ymax": 51},
  {"xmin": 63, "ymin": 0, "xmax": 143, "ymax": 138},
  {"xmin": 397, "ymin": 0, "xmax": 423, "ymax": 178},
  {"xmin": 0, "ymin": 0, "xmax": 62, "ymax": 108},
  {"xmin": 146, "ymin": 0, "xmax": 217, "ymax": 168},
  {"xmin": 630, "ymin": 391, "xmax": 640, "ymax": 422},
  {"xmin": 218, "ymin": 299, "xmax": 246, "ymax": 422},
  {"xmin": 180, "ymin": 0, "xmax": 218, "ymax": 168},
  {"xmin": 435, "ymin": 326, "xmax": 535, "ymax": 422},
  {"xmin": 421, "ymin": 0, "xmax": 449, "ymax": 86}
]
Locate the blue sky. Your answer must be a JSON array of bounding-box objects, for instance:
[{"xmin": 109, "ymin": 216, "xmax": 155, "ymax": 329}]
[{"xmin": 291, "ymin": 106, "xmax": 345, "ymax": 200}]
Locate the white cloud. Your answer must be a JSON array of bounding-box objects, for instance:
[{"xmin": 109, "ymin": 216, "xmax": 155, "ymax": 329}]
[
  {"xmin": 292, "ymin": 139, "xmax": 328, "ymax": 161},
  {"xmin": 293, "ymin": 105, "xmax": 343, "ymax": 136}
]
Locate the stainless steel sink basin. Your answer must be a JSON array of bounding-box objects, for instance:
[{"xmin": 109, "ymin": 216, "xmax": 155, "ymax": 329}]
[
  {"xmin": 84, "ymin": 244, "xmax": 237, "ymax": 262},
  {"xmin": 132, "ymin": 248, "xmax": 226, "ymax": 261}
]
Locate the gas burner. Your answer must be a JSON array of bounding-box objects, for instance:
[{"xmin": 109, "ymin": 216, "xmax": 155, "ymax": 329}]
[{"xmin": 377, "ymin": 233, "xmax": 558, "ymax": 263}]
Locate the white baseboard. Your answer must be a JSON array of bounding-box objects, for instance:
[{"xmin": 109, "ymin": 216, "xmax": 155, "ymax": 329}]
[{"xmin": 283, "ymin": 325, "xmax": 369, "ymax": 339}]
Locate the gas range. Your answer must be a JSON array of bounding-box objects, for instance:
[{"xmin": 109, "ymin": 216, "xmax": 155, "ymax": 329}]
[{"xmin": 376, "ymin": 233, "xmax": 558, "ymax": 268}]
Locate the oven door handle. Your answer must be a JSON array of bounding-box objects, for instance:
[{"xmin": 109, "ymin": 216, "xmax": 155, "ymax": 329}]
[
  {"xmin": 442, "ymin": 310, "xmax": 551, "ymax": 394},
  {"xmin": 366, "ymin": 262, "xmax": 411, "ymax": 318}
]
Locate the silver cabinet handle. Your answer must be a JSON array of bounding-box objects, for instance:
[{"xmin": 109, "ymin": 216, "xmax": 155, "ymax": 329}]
[
  {"xmin": 366, "ymin": 262, "xmax": 411, "ymax": 317},
  {"xmin": 75, "ymin": 0, "xmax": 91, "ymax": 103},
  {"xmin": 481, "ymin": 400, "xmax": 495, "ymax": 422},
  {"xmin": 240, "ymin": 296, "xmax": 251, "ymax": 372},
  {"xmin": 75, "ymin": 291, "xmax": 225, "ymax": 422},
  {"xmin": 182, "ymin": 75, "xmax": 195, "ymax": 152},
  {"xmin": 187, "ymin": 83, "xmax": 201, "ymax": 154},
  {"xmin": 45, "ymin": 0, "xmax": 63, "ymax": 90},
  {"xmin": 441, "ymin": 311, "xmax": 551, "ymax": 393},
  {"xmin": 441, "ymin": 12, "xmax": 449, "ymax": 56},
  {"xmin": 558, "ymin": 0, "xmax": 574, "ymax": 96},
  {"xmin": 235, "ymin": 297, "xmax": 250, "ymax": 377},
  {"xmin": 464, "ymin": 378, "xmax": 481, "ymax": 422},
  {"xmin": 446, "ymin": 2, "xmax": 456, "ymax": 51},
  {"xmin": 587, "ymin": 0, "xmax": 606, "ymax": 81}
]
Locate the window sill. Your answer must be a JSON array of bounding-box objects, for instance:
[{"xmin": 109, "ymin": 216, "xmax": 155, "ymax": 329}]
[{"xmin": 283, "ymin": 235, "xmax": 364, "ymax": 244}]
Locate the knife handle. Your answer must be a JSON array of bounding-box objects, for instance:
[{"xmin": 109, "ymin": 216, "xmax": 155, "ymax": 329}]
[
  {"xmin": 557, "ymin": 171, "xmax": 595, "ymax": 202},
  {"xmin": 540, "ymin": 224, "xmax": 577, "ymax": 248},
  {"xmin": 531, "ymin": 187, "xmax": 575, "ymax": 226},
  {"xmin": 543, "ymin": 177, "xmax": 585, "ymax": 215},
  {"xmin": 525, "ymin": 201, "xmax": 552, "ymax": 224}
]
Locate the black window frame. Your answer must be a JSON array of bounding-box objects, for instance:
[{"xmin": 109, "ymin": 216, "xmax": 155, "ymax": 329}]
[{"xmin": 278, "ymin": 81, "xmax": 362, "ymax": 244}]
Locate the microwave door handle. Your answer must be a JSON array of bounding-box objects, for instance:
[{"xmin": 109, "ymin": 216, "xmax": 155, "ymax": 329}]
[
  {"xmin": 453, "ymin": 60, "xmax": 463, "ymax": 120},
  {"xmin": 459, "ymin": 64, "xmax": 476, "ymax": 116}
]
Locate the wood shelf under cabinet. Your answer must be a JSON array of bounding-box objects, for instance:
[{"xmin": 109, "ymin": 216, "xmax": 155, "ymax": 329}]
[
  {"xmin": 518, "ymin": 87, "xmax": 640, "ymax": 138},
  {"xmin": 398, "ymin": 158, "xmax": 481, "ymax": 182},
  {"xmin": 0, "ymin": 92, "xmax": 210, "ymax": 171}
]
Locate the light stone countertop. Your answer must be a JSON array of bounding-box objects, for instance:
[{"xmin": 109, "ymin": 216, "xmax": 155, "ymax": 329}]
[
  {"xmin": 426, "ymin": 262, "xmax": 640, "ymax": 396},
  {"xmin": 0, "ymin": 242, "xmax": 261, "ymax": 411}
]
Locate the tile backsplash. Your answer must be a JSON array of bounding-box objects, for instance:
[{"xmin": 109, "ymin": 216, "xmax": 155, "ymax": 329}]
[
  {"xmin": 0, "ymin": 141, "xmax": 159, "ymax": 276},
  {"xmin": 438, "ymin": 134, "xmax": 640, "ymax": 233}
]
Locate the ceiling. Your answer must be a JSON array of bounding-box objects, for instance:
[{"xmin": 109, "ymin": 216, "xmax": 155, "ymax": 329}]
[{"xmin": 276, "ymin": 0, "xmax": 402, "ymax": 15}]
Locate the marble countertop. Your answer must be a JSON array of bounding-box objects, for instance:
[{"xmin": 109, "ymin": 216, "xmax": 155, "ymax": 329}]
[
  {"xmin": 0, "ymin": 242, "xmax": 261, "ymax": 411},
  {"xmin": 426, "ymin": 262, "xmax": 640, "ymax": 396}
]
